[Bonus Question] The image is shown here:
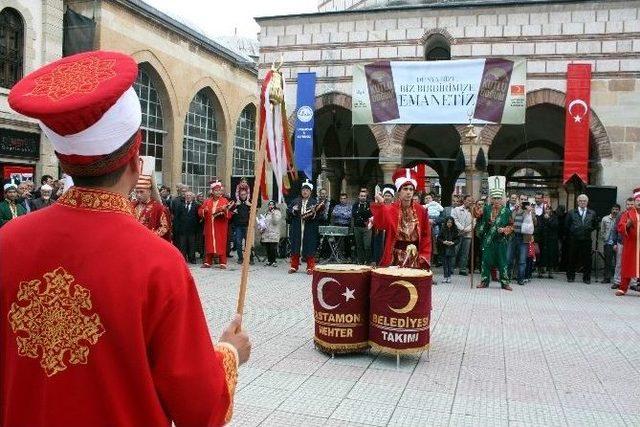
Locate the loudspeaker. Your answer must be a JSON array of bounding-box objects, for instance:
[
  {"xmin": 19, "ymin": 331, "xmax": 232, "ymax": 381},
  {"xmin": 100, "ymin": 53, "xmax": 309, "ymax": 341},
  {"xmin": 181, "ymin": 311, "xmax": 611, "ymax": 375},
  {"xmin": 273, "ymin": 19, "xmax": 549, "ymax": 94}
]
[{"xmin": 585, "ymin": 185, "xmax": 617, "ymax": 219}]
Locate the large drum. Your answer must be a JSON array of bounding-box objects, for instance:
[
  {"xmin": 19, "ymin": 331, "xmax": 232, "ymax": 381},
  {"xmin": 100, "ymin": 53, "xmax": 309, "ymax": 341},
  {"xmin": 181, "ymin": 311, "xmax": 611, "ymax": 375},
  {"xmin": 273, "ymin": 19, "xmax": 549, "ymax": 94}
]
[
  {"xmin": 369, "ymin": 267, "xmax": 432, "ymax": 354},
  {"xmin": 312, "ymin": 264, "xmax": 371, "ymax": 354}
]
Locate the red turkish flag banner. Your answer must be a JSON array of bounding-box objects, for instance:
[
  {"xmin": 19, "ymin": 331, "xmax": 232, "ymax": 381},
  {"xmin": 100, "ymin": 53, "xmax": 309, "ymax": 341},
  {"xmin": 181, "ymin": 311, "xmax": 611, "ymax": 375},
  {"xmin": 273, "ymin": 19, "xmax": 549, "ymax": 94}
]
[
  {"xmin": 413, "ymin": 164, "xmax": 426, "ymax": 191},
  {"xmin": 563, "ymin": 64, "xmax": 592, "ymax": 185}
]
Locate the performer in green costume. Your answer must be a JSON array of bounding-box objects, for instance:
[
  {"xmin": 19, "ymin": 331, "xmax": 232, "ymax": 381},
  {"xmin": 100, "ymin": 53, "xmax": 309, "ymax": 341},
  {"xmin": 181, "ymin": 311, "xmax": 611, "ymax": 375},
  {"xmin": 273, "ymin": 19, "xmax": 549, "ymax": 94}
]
[{"xmin": 476, "ymin": 176, "xmax": 513, "ymax": 291}]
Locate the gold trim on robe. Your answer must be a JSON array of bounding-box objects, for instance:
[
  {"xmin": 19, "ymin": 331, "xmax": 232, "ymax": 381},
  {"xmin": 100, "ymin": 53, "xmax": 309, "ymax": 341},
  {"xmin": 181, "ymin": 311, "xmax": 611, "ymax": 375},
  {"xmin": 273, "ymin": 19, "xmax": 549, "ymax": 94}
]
[{"xmin": 215, "ymin": 343, "xmax": 239, "ymax": 424}]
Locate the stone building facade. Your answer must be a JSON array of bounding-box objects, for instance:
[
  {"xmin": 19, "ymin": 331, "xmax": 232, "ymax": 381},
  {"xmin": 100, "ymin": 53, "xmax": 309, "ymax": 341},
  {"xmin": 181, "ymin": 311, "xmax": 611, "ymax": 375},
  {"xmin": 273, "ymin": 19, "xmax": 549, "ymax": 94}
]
[
  {"xmin": 64, "ymin": 0, "xmax": 258, "ymax": 194},
  {"xmin": 0, "ymin": 0, "xmax": 63, "ymax": 182},
  {"xmin": 257, "ymin": 0, "xmax": 640, "ymax": 204},
  {"xmin": 3, "ymin": 0, "xmax": 258, "ymax": 194}
]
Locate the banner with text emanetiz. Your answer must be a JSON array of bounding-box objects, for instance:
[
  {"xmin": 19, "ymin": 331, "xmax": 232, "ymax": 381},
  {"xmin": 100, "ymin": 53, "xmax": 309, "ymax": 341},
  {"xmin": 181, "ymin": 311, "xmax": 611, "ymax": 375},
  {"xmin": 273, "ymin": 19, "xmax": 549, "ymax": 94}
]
[{"xmin": 352, "ymin": 58, "xmax": 527, "ymax": 125}]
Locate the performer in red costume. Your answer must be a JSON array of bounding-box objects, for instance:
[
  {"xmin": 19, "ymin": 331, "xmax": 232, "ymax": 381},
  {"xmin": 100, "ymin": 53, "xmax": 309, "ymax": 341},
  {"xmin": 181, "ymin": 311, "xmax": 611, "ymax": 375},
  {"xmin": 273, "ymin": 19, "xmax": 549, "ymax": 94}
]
[
  {"xmin": 615, "ymin": 187, "xmax": 640, "ymax": 296},
  {"xmin": 371, "ymin": 168, "xmax": 432, "ymax": 269},
  {"xmin": 2, "ymin": 51, "xmax": 250, "ymax": 427},
  {"xmin": 132, "ymin": 155, "xmax": 171, "ymax": 241},
  {"xmin": 199, "ymin": 180, "xmax": 233, "ymax": 269}
]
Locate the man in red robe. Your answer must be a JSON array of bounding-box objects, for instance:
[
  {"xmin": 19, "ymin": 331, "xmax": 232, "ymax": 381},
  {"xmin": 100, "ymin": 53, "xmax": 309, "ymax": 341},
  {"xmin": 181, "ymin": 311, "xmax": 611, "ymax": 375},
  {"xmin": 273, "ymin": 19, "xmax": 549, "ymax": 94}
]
[
  {"xmin": 2, "ymin": 51, "xmax": 250, "ymax": 427},
  {"xmin": 615, "ymin": 187, "xmax": 640, "ymax": 296},
  {"xmin": 371, "ymin": 168, "xmax": 431, "ymax": 269},
  {"xmin": 199, "ymin": 180, "xmax": 233, "ymax": 269},
  {"xmin": 132, "ymin": 156, "xmax": 171, "ymax": 241}
]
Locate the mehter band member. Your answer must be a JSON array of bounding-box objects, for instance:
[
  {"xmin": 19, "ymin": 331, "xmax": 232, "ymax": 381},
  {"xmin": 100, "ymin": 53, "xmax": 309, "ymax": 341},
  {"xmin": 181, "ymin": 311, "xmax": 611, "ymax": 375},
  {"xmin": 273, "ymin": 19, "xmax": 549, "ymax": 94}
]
[
  {"xmin": 0, "ymin": 183, "xmax": 26, "ymax": 227},
  {"xmin": 616, "ymin": 187, "xmax": 640, "ymax": 296},
  {"xmin": 371, "ymin": 168, "xmax": 431, "ymax": 269},
  {"xmin": 3, "ymin": 50, "xmax": 250, "ymax": 427},
  {"xmin": 288, "ymin": 179, "xmax": 324, "ymax": 274},
  {"xmin": 199, "ymin": 180, "xmax": 234, "ymax": 269},
  {"xmin": 476, "ymin": 176, "xmax": 514, "ymax": 291},
  {"xmin": 132, "ymin": 156, "xmax": 171, "ymax": 241}
]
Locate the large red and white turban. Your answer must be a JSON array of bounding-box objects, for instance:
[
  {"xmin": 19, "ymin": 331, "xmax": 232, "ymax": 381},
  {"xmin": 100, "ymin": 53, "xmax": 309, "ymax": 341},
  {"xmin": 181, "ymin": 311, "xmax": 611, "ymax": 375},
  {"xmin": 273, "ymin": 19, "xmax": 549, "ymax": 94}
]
[
  {"xmin": 8, "ymin": 51, "xmax": 141, "ymax": 177},
  {"xmin": 392, "ymin": 168, "xmax": 418, "ymax": 191}
]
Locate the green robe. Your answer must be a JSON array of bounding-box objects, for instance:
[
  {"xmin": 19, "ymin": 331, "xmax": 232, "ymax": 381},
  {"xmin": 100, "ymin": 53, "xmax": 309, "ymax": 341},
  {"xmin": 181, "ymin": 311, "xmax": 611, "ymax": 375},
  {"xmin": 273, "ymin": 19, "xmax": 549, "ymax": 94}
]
[
  {"xmin": 476, "ymin": 203, "xmax": 512, "ymax": 286},
  {"xmin": 0, "ymin": 200, "xmax": 26, "ymax": 228}
]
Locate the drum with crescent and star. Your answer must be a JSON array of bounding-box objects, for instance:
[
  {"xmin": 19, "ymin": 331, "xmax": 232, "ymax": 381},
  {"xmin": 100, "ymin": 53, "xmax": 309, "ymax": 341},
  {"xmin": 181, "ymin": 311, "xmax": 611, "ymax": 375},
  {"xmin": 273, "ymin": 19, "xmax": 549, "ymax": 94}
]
[
  {"xmin": 369, "ymin": 267, "xmax": 432, "ymax": 354},
  {"xmin": 312, "ymin": 264, "xmax": 372, "ymax": 354}
]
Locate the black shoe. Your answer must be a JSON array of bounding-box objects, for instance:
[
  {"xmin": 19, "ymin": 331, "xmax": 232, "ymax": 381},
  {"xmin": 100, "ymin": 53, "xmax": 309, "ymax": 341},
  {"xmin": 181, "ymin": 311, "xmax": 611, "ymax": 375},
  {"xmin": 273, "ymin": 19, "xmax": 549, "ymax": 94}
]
[
  {"xmin": 567, "ymin": 278, "xmax": 575, "ymax": 283},
  {"xmin": 583, "ymin": 279, "xmax": 591, "ymax": 284},
  {"xmin": 249, "ymin": 259, "xmax": 255, "ymax": 265},
  {"xmin": 630, "ymin": 285, "xmax": 640, "ymax": 292},
  {"xmin": 611, "ymin": 283, "xmax": 619, "ymax": 289},
  {"xmin": 237, "ymin": 259, "xmax": 244, "ymax": 264},
  {"xmin": 518, "ymin": 281, "xmax": 525, "ymax": 286},
  {"xmin": 459, "ymin": 271, "xmax": 468, "ymax": 276},
  {"xmin": 602, "ymin": 278, "xmax": 611, "ymax": 284}
]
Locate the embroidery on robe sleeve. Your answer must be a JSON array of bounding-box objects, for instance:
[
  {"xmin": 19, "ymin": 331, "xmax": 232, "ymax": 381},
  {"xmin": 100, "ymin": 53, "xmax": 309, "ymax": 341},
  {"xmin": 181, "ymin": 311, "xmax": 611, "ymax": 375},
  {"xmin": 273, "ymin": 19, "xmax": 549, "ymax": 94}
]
[
  {"xmin": 7, "ymin": 267, "xmax": 106, "ymax": 377},
  {"xmin": 155, "ymin": 210, "xmax": 169, "ymax": 237},
  {"xmin": 215, "ymin": 343, "xmax": 239, "ymax": 424}
]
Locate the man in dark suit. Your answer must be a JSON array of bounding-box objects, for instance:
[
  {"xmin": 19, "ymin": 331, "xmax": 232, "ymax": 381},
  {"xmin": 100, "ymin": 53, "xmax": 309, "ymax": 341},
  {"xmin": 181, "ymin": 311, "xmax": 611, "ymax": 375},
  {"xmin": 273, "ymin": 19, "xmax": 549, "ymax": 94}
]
[
  {"xmin": 16, "ymin": 182, "xmax": 32, "ymax": 214},
  {"xmin": 32, "ymin": 175, "xmax": 54, "ymax": 200},
  {"xmin": 30, "ymin": 184, "xmax": 55, "ymax": 211},
  {"xmin": 173, "ymin": 191, "xmax": 200, "ymax": 263},
  {"xmin": 170, "ymin": 184, "xmax": 187, "ymax": 247},
  {"xmin": 565, "ymin": 193, "xmax": 597, "ymax": 284},
  {"xmin": 316, "ymin": 188, "xmax": 335, "ymax": 259},
  {"xmin": 159, "ymin": 185, "xmax": 172, "ymax": 208}
]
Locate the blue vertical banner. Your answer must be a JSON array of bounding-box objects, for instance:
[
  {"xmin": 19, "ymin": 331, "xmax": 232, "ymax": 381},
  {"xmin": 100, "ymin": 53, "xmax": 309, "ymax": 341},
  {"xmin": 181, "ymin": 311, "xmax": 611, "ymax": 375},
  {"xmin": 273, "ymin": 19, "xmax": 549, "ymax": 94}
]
[{"xmin": 294, "ymin": 72, "xmax": 316, "ymax": 180}]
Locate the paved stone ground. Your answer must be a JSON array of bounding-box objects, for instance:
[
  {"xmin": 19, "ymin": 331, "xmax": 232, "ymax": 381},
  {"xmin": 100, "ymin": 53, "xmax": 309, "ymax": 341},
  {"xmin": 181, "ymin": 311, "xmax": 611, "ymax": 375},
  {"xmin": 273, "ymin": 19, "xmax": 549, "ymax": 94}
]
[{"xmin": 191, "ymin": 263, "xmax": 640, "ymax": 427}]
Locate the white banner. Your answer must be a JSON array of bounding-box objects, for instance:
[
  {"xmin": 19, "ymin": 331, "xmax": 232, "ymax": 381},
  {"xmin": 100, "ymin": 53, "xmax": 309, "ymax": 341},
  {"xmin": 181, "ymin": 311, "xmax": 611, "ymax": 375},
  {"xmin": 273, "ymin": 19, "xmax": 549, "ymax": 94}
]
[{"xmin": 352, "ymin": 58, "xmax": 527, "ymax": 125}]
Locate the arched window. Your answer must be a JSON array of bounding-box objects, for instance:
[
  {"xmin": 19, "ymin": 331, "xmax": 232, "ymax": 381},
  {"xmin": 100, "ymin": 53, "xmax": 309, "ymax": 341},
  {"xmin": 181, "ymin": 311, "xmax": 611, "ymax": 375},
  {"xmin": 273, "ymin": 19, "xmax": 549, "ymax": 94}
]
[
  {"xmin": 424, "ymin": 33, "xmax": 451, "ymax": 61},
  {"xmin": 232, "ymin": 105, "xmax": 256, "ymax": 177},
  {"xmin": 134, "ymin": 68, "xmax": 166, "ymax": 178},
  {"xmin": 0, "ymin": 8, "xmax": 24, "ymax": 88},
  {"xmin": 182, "ymin": 89, "xmax": 220, "ymax": 195}
]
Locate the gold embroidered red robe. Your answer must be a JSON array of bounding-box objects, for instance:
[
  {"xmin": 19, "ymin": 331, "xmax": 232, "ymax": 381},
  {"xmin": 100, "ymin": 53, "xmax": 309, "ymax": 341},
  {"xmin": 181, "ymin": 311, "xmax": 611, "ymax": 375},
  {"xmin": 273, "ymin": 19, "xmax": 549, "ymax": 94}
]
[
  {"xmin": 619, "ymin": 207, "xmax": 640, "ymax": 279},
  {"xmin": 198, "ymin": 196, "xmax": 232, "ymax": 264},
  {"xmin": 0, "ymin": 187, "xmax": 237, "ymax": 427},
  {"xmin": 132, "ymin": 199, "xmax": 171, "ymax": 241}
]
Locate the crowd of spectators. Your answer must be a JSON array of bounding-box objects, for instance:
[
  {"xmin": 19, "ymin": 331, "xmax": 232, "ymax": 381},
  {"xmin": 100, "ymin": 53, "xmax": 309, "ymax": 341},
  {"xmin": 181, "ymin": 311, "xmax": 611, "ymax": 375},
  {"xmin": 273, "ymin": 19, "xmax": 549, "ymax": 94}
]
[{"xmin": 3, "ymin": 174, "xmax": 632, "ymax": 289}]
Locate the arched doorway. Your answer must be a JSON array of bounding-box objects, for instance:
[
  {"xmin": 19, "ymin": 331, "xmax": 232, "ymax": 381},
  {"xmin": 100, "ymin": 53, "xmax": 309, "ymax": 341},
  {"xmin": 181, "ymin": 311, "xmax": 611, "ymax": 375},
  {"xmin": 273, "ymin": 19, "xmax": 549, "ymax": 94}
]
[
  {"xmin": 488, "ymin": 102, "xmax": 600, "ymax": 199},
  {"xmin": 402, "ymin": 124, "xmax": 462, "ymax": 205},
  {"xmin": 313, "ymin": 105, "xmax": 381, "ymax": 195}
]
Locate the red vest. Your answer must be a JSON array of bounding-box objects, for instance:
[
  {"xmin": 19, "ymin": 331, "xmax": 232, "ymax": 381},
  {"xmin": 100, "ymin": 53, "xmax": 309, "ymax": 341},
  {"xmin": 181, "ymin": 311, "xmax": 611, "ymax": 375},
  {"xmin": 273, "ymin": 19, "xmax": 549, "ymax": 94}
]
[{"xmin": 371, "ymin": 200, "xmax": 432, "ymax": 267}]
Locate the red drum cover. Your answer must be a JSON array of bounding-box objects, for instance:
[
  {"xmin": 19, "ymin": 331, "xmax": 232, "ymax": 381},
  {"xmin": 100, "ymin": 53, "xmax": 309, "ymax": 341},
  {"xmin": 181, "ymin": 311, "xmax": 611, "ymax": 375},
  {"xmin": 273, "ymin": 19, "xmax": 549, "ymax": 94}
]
[
  {"xmin": 369, "ymin": 267, "xmax": 432, "ymax": 354},
  {"xmin": 312, "ymin": 264, "xmax": 371, "ymax": 353}
]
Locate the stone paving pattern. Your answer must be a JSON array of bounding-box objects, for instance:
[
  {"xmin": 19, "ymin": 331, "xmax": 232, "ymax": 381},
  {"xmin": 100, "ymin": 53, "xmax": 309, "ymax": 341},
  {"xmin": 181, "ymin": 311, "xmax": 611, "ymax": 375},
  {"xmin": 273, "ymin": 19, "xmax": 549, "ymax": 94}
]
[{"xmin": 191, "ymin": 263, "xmax": 640, "ymax": 426}]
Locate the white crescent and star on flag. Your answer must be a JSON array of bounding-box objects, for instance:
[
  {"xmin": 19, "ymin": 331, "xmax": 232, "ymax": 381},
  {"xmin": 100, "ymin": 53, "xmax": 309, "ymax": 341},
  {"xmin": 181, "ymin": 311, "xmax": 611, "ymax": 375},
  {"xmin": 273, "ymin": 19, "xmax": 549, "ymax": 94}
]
[
  {"xmin": 568, "ymin": 99, "xmax": 589, "ymax": 123},
  {"xmin": 316, "ymin": 277, "xmax": 356, "ymax": 311}
]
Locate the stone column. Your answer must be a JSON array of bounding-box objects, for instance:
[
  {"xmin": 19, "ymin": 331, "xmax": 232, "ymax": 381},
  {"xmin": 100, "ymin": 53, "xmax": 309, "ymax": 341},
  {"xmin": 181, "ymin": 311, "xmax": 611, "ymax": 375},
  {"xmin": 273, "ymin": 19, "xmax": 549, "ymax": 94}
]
[
  {"xmin": 460, "ymin": 124, "xmax": 485, "ymax": 200},
  {"xmin": 380, "ymin": 162, "xmax": 400, "ymax": 184}
]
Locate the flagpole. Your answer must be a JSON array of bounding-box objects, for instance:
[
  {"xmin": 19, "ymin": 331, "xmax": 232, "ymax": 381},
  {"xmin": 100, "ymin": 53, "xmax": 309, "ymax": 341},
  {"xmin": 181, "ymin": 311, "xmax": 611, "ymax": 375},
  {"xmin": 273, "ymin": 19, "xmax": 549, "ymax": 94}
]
[
  {"xmin": 469, "ymin": 141, "xmax": 475, "ymax": 290},
  {"xmin": 236, "ymin": 121, "xmax": 268, "ymax": 316}
]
